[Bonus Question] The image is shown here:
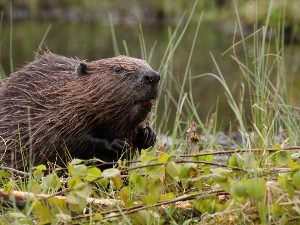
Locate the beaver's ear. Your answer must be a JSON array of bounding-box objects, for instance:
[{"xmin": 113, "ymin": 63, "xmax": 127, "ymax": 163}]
[{"xmin": 76, "ymin": 62, "xmax": 88, "ymax": 76}]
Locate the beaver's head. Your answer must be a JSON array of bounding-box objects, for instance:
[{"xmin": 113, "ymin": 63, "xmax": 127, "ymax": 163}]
[{"xmin": 75, "ymin": 56, "xmax": 160, "ymax": 129}]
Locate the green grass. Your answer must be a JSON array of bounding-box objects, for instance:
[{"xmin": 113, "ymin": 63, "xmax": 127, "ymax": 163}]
[{"xmin": 1, "ymin": 0, "xmax": 300, "ymax": 224}]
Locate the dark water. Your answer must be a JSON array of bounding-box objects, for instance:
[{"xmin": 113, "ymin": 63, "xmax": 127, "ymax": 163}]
[{"xmin": 1, "ymin": 21, "xmax": 300, "ymax": 132}]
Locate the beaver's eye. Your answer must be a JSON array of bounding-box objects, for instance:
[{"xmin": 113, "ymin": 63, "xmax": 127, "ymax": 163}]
[{"xmin": 113, "ymin": 66, "xmax": 123, "ymax": 74}]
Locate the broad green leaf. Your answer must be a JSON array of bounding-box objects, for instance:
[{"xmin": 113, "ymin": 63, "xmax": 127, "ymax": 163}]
[
  {"xmin": 144, "ymin": 193, "xmax": 159, "ymax": 205},
  {"xmin": 192, "ymin": 198, "xmax": 220, "ymax": 214},
  {"xmin": 144, "ymin": 179, "xmax": 164, "ymax": 205},
  {"xmin": 212, "ymin": 168, "xmax": 231, "ymax": 183},
  {"xmin": 28, "ymin": 180, "xmax": 42, "ymax": 194},
  {"xmin": 159, "ymin": 192, "xmax": 175, "ymax": 201},
  {"xmin": 69, "ymin": 164, "xmax": 87, "ymax": 178},
  {"xmin": 119, "ymin": 186, "xmax": 132, "ymax": 206},
  {"xmin": 131, "ymin": 210, "xmax": 160, "ymax": 225},
  {"xmin": 278, "ymin": 175, "xmax": 289, "ymax": 191},
  {"xmin": 272, "ymin": 151, "xmax": 291, "ymax": 166},
  {"xmin": 33, "ymin": 164, "xmax": 47, "ymax": 171},
  {"xmin": 84, "ymin": 167, "xmax": 102, "ymax": 181},
  {"xmin": 33, "ymin": 200, "xmax": 52, "ymax": 224},
  {"xmin": 96, "ymin": 178, "xmax": 109, "ymax": 189},
  {"xmin": 195, "ymin": 178, "xmax": 203, "ymax": 190},
  {"xmin": 196, "ymin": 155, "xmax": 214, "ymax": 162},
  {"xmin": 129, "ymin": 172, "xmax": 147, "ymax": 193},
  {"xmin": 271, "ymin": 203, "xmax": 284, "ymax": 218},
  {"xmin": 292, "ymin": 170, "xmax": 300, "ymax": 190},
  {"xmin": 66, "ymin": 194, "xmax": 80, "ymax": 205},
  {"xmin": 112, "ymin": 176, "xmax": 123, "ymax": 189},
  {"xmin": 244, "ymin": 178, "xmax": 266, "ymax": 201},
  {"xmin": 166, "ymin": 161, "xmax": 180, "ymax": 179},
  {"xmin": 33, "ymin": 165, "xmax": 46, "ymax": 179},
  {"xmin": 231, "ymin": 181, "xmax": 248, "ymax": 198},
  {"xmin": 44, "ymin": 173, "xmax": 61, "ymax": 191},
  {"xmin": 144, "ymin": 165, "xmax": 165, "ymax": 179},
  {"xmin": 68, "ymin": 195, "xmax": 87, "ymax": 212},
  {"xmin": 157, "ymin": 152, "xmax": 170, "ymax": 163},
  {"xmin": 228, "ymin": 154, "xmax": 239, "ymax": 167},
  {"xmin": 67, "ymin": 177, "xmax": 81, "ymax": 189},
  {"xmin": 73, "ymin": 182, "xmax": 92, "ymax": 198},
  {"xmin": 179, "ymin": 163, "xmax": 197, "ymax": 178},
  {"xmin": 48, "ymin": 197, "xmax": 69, "ymax": 215}
]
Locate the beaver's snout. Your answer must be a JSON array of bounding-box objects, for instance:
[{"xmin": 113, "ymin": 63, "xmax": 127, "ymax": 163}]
[{"xmin": 143, "ymin": 71, "xmax": 160, "ymax": 84}]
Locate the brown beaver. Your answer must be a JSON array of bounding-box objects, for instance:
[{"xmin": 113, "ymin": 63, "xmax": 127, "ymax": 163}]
[{"xmin": 0, "ymin": 52, "xmax": 160, "ymax": 169}]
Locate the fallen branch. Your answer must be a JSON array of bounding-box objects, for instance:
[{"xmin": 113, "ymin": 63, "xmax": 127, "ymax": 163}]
[{"xmin": 0, "ymin": 188, "xmax": 118, "ymax": 206}]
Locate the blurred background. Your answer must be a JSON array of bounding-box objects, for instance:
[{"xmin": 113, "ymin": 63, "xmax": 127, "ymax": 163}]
[{"xmin": 0, "ymin": 0, "xmax": 299, "ymax": 131}]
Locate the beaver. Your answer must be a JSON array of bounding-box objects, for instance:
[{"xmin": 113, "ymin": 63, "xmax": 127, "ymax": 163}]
[{"xmin": 0, "ymin": 53, "xmax": 160, "ymax": 169}]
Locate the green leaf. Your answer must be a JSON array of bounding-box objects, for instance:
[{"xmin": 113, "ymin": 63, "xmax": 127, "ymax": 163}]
[
  {"xmin": 68, "ymin": 177, "xmax": 81, "ymax": 189},
  {"xmin": 96, "ymin": 177, "xmax": 109, "ymax": 189},
  {"xmin": 33, "ymin": 164, "xmax": 47, "ymax": 171},
  {"xmin": 292, "ymin": 170, "xmax": 300, "ymax": 190},
  {"xmin": 92, "ymin": 213, "xmax": 103, "ymax": 221},
  {"xmin": 67, "ymin": 195, "xmax": 87, "ymax": 212},
  {"xmin": 131, "ymin": 210, "xmax": 160, "ymax": 225},
  {"xmin": 278, "ymin": 175, "xmax": 289, "ymax": 191},
  {"xmin": 66, "ymin": 194, "xmax": 80, "ymax": 204},
  {"xmin": 33, "ymin": 165, "xmax": 47, "ymax": 179},
  {"xmin": 112, "ymin": 176, "xmax": 123, "ymax": 189},
  {"xmin": 144, "ymin": 164, "xmax": 165, "ymax": 179},
  {"xmin": 192, "ymin": 198, "xmax": 220, "ymax": 214},
  {"xmin": 244, "ymin": 178, "xmax": 266, "ymax": 201},
  {"xmin": 33, "ymin": 200, "xmax": 52, "ymax": 224},
  {"xmin": 159, "ymin": 192, "xmax": 175, "ymax": 201},
  {"xmin": 144, "ymin": 179, "xmax": 164, "ymax": 205},
  {"xmin": 272, "ymin": 151, "xmax": 291, "ymax": 166},
  {"xmin": 48, "ymin": 197, "xmax": 69, "ymax": 215},
  {"xmin": 28, "ymin": 180, "xmax": 42, "ymax": 194},
  {"xmin": 73, "ymin": 182, "xmax": 92, "ymax": 198},
  {"xmin": 271, "ymin": 203, "xmax": 284, "ymax": 218},
  {"xmin": 212, "ymin": 168, "xmax": 231, "ymax": 183},
  {"xmin": 166, "ymin": 161, "xmax": 180, "ymax": 179},
  {"xmin": 119, "ymin": 186, "xmax": 132, "ymax": 206},
  {"xmin": 84, "ymin": 167, "xmax": 102, "ymax": 182},
  {"xmin": 43, "ymin": 173, "xmax": 61, "ymax": 191},
  {"xmin": 179, "ymin": 163, "xmax": 197, "ymax": 178},
  {"xmin": 228, "ymin": 154, "xmax": 239, "ymax": 167},
  {"xmin": 157, "ymin": 152, "xmax": 170, "ymax": 163},
  {"xmin": 129, "ymin": 172, "xmax": 147, "ymax": 193},
  {"xmin": 196, "ymin": 155, "xmax": 214, "ymax": 162},
  {"xmin": 231, "ymin": 181, "xmax": 248, "ymax": 198},
  {"xmin": 69, "ymin": 164, "xmax": 88, "ymax": 178}
]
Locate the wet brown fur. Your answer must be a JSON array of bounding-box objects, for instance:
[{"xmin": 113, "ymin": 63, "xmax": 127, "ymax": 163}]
[{"xmin": 0, "ymin": 52, "xmax": 157, "ymax": 168}]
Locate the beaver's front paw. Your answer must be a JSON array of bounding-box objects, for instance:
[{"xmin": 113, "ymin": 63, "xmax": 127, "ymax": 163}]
[
  {"xmin": 109, "ymin": 139, "xmax": 127, "ymax": 153},
  {"xmin": 135, "ymin": 126, "xmax": 156, "ymax": 150}
]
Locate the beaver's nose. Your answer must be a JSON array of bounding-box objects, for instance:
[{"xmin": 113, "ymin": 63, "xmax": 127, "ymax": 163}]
[{"xmin": 144, "ymin": 71, "xmax": 160, "ymax": 84}]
